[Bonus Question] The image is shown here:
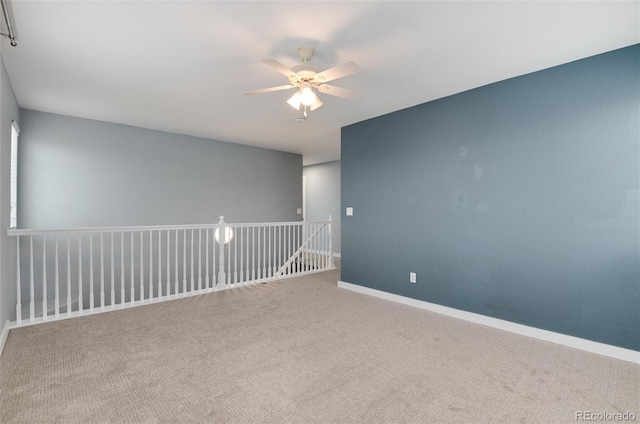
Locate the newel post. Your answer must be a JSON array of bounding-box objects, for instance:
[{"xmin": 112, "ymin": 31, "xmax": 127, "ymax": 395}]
[
  {"xmin": 328, "ymin": 215, "xmax": 335, "ymax": 269},
  {"xmin": 217, "ymin": 216, "xmax": 226, "ymax": 290}
]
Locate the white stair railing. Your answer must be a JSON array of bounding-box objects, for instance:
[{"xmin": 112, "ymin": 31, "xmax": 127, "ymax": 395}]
[{"xmin": 7, "ymin": 216, "xmax": 334, "ymax": 327}]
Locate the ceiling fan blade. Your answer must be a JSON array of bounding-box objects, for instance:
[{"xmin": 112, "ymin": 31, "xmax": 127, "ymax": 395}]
[
  {"xmin": 310, "ymin": 96, "xmax": 324, "ymax": 111},
  {"xmin": 261, "ymin": 59, "xmax": 300, "ymax": 80},
  {"xmin": 317, "ymin": 84, "xmax": 360, "ymax": 99},
  {"xmin": 314, "ymin": 61, "xmax": 361, "ymax": 83},
  {"xmin": 243, "ymin": 85, "xmax": 296, "ymax": 95}
]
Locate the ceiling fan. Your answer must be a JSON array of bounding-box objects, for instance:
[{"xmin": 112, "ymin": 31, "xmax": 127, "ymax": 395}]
[{"xmin": 244, "ymin": 47, "xmax": 361, "ymax": 117}]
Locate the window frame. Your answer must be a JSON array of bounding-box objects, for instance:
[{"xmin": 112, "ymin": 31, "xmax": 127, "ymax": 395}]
[{"xmin": 9, "ymin": 119, "xmax": 19, "ymax": 229}]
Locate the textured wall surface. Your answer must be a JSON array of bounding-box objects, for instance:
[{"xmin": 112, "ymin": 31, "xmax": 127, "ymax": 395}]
[
  {"xmin": 341, "ymin": 45, "xmax": 639, "ymax": 350},
  {"xmin": 18, "ymin": 110, "xmax": 302, "ymax": 228}
]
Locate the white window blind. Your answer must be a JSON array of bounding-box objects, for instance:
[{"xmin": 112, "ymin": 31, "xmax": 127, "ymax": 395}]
[{"xmin": 10, "ymin": 120, "xmax": 19, "ymax": 228}]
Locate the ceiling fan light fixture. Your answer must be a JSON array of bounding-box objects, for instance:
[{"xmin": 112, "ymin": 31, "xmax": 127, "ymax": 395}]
[
  {"xmin": 287, "ymin": 92, "xmax": 302, "ymax": 110},
  {"xmin": 299, "ymin": 82, "xmax": 316, "ymax": 106}
]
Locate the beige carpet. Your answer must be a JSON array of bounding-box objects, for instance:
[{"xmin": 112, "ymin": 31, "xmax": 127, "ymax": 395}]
[{"xmin": 1, "ymin": 267, "xmax": 638, "ymax": 423}]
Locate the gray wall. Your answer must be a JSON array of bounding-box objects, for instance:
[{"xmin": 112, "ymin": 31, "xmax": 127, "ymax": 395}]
[
  {"xmin": 341, "ymin": 45, "xmax": 639, "ymax": 351},
  {"xmin": 18, "ymin": 110, "xmax": 302, "ymax": 228},
  {"xmin": 303, "ymin": 160, "xmax": 341, "ymax": 255},
  {"xmin": 8, "ymin": 110, "xmax": 302, "ymax": 321},
  {"xmin": 0, "ymin": 56, "xmax": 19, "ymax": 330}
]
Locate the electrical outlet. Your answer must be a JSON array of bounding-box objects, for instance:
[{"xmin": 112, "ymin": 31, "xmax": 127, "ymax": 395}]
[
  {"xmin": 346, "ymin": 207, "xmax": 354, "ymax": 216},
  {"xmin": 410, "ymin": 272, "xmax": 416, "ymax": 283}
]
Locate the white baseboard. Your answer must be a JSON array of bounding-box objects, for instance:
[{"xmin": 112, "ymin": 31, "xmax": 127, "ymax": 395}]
[
  {"xmin": 338, "ymin": 281, "xmax": 640, "ymax": 364},
  {"xmin": 0, "ymin": 320, "xmax": 10, "ymax": 357}
]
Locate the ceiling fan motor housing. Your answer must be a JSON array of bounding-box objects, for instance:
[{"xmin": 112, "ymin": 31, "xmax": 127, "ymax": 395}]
[
  {"xmin": 289, "ymin": 66, "xmax": 320, "ymax": 85},
  {"xmin": 297, "ymin": 46, "xmax": 315, "ymax": 62}
]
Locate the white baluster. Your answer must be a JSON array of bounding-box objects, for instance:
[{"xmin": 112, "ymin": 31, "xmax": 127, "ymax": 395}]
[
  {"xmin": 267, "ymin": 226, "xmax": 271, "ymax": 278},
  {"xmin": 323, "ymin": 222, "xmax": 327, "ymax": 270},
  {"xmin": 259, "ymin": 226, "xmax": 263, "ymax": 279},
  {"xmin": 111, "ymin": 233, "xmax": 115, "ymax": 308},
  {"xmin": 166, "ymin": 230, "xmax": 170, "ymax": 297},
  {"xmin": 182, "ymin": 229, "xmax": 187, "ymax": 294},
  {"xmin": 67, "ymin": 234, "xmax": 72, "ymax": 314},
  {"xmin": 205, "ymin": 228, "xmax": 210, "ymax": 289},
  {"xmin": 322, "ymin": 223, "xmax": 327, "ymax": 270},
  {"xmin": 121, "ymin": 233, "xmax": 125, "ymax": 306},
  {"xmin": 293, "ymin": 225, "xmax": 297, "ymax": 274},
  {"xmin": 130, "ymin": 233, "xmax": 134, "ymax": 304},
  {"xmin": 174, "ymin": 229, "xmax": 179, "ymax": 296},
  {"xmin": 297, "ymin": 224, "xmax": 301, "ymax": 273},
  {"xmin": 78, "ymin": 235, "xmax": 83, "ymax": 313},
  {"xmin": 273, "ymin": 225, "xmax": 277, "ymax": 276},
  {"xmin": 237, "ymin": 227, "xmax": 242, "ymax": 284},
  {"xmin": 286, "ymin": 225, "xmax": 290, "ymax": 275},
  {"xmin": 274, "ymin": 225, "xmax": 278, "ymax": 275},
  {"xmin": 292, "ymin": 224, "xmax": 295, "ymax": 274},
  {"xmin": 321, "ymin": 223, "xmax": 325, "ymax": 270},
  {"xmin": 273, "ymin": 226, "xmax": 277, "ymax": 277},
  {"xmin": 273, "ymin": 225, "xmax": 278, "ymax": 276},
  {"xmin": 158, "ymin": 230, "xmax": 162, "ymax": 298},
  {"xmin": 149, "ymin": 231, "xmax": 153, "ymax": 300},
  {"xmin": 217, "ymin": 216, "xmax": 226, "ymax": 289},
  {"xmin": 254, "ymin": 227, "xmax": 258, "ymax": 280},
  {"xmin": 292, "ymin": 225, "xmax": 296, "ymax": 275},
  {"xmin": 319, "ymin": 224, "xmax": 323, "ymax": 270},
  {"xmin": 302, "ymin": 224, "xmax": 306, "ymax": 272},
  {"xmin": 29, "ymin": 236, "xmax": 34, "ymax": 321},
  {"xmin": 190, "ymin": 229, "xmax": 195, "ymax": 292},
  {"xmin": 211, "ymin": 228, "xmax": 218, "ymax": 289},
  {"xmin": 198, "ymin": 229, "xmax": 202, "ymax": 291},
  {"xmin": 286, "ymin": 225, "xmax": 290, "ymax": 272},
  {"xmin": 139, "ymin": 232, "xmax": 144, "ymax": 303},
  {"xmin": 314, "ymin": 224, "xmax": 322, "ymax": 269},
  {"xmin": 279, "ymin": 225, "xmax": 282, "ymax": 273},
  {"xmin": 308, "ymin": 224, "xmax": 313, "ymax": 272},
  {"xmin": 100, "ymin": 233, "xmax": 105, "ymax": 309},
  {"xmin": 319, "ymin": 223, "xmax": 323, "ymax": 270},
  {"xmin": 310, "ymin": 224, "xmax": 314, "ymax": 271},
  {"xmin": 251, "ymin": 227, "xmax": 256, "ymax": 281},
  {"xmin": 242, "ymin": 227, "xmax": 247, "ymax": 284},
  {"xmin": 260, "ymin": 225, "xmax": 267, "ymax": 279},
  {"xmin": 234, "ymin": 226, "xmax": 238, "ymax": 284},
  {"xmin": 42, "ymin": 235, "xmax": 47, "ymax": 320},
  {"xmin": 308, "ymin": 224, "xmax": 312, "ymax": 271},
  {"xmin": 54, "ymin": 234, "xmax": 60, "ymax": 318},
  {"xmin": 227, "ymin": 230, "xmax": 231, "ymax": 285},
  {"xmin": 89, "ymin": 234, "xmax": 95, "ymax": 311},
  {"xmin": 16, "ymin": 237, "xmax": 21, "ymax": 324}
]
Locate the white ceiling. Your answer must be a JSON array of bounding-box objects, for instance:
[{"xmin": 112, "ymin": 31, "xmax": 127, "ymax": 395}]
[{"xmin": 1, "ymin": 1, "xmax": 638, "ymax": 165}]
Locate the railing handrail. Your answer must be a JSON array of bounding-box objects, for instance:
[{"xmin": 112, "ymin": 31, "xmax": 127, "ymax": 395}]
[
  {"xmin": 9, "ymin": 216, "xmax": 334, "ymax": 327},
  {"xmin": 7, "ymin": 219, "xmax": 330, "ymax": 237}
]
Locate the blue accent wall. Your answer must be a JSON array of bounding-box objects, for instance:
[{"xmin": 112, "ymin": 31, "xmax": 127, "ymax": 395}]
[{"xmin": 341, "ymin": 45, "xmax": 640, "ymax": 351}]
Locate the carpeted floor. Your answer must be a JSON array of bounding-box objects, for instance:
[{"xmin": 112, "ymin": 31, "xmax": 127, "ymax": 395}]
[{"xmin": 1, "ymin": 267, "xmax": 638, "ymax": 423}]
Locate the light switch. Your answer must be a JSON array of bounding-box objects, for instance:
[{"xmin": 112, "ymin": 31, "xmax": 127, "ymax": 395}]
[{"xmin": 346, "ymin": 207, "xmax": 353, "ymax": 216}]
